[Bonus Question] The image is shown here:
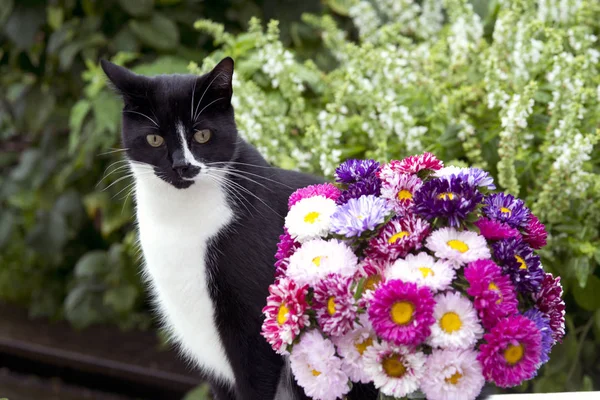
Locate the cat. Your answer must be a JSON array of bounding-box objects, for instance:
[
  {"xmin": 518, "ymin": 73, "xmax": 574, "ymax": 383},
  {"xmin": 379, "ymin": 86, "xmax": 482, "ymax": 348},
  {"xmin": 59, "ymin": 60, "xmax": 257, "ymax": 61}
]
[{"xmin": 101, "ymin": 57, "xmax": 377, "ymax": 400}]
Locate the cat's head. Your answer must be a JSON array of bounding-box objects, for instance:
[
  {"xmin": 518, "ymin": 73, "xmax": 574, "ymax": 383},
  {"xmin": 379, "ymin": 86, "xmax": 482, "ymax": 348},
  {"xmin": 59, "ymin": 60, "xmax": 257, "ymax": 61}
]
[{"xmin": 101, "ymin": 58, "xmax": 237, "ymax": 189}]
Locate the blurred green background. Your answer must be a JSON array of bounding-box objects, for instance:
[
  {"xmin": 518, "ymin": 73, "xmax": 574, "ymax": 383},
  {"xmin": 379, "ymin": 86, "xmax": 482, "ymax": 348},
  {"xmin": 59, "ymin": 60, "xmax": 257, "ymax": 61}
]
[{"xmin": 0, "ymin": 0, "xmax": 599, "ymax": 398}]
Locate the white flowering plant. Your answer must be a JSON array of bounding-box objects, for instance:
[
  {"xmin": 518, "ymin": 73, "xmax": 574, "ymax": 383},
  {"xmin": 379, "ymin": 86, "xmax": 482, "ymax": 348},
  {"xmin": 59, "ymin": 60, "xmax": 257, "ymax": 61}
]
[{"xmin": 191, "ymin": 0, "xmax": 599, "ymax": 393}]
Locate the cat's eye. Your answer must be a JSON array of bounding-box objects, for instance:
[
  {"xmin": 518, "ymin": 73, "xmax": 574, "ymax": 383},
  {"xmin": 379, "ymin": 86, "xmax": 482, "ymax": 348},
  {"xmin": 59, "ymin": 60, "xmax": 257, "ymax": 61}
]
[
  {"xmin": 146, "ymin": 134, "xmax": 164, "ymax": 147},
  {"xmin": 194, "ymin": 129, "xmax": 211, "ymax": 144}
]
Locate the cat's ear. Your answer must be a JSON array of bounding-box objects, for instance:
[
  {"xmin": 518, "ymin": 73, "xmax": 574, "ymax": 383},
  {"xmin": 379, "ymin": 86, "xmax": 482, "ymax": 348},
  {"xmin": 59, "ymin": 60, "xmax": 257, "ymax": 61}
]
[
  {"xmin": 201, "ymin": 57, "xmax": 234, "ymax": 102},
  {"xmin": 100, "ymin": 59, "xmax": 149, "ymax": 102}
]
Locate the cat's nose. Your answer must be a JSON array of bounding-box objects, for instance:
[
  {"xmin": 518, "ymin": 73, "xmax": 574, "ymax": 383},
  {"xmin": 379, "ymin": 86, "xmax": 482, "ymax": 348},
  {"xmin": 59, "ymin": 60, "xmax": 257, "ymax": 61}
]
[{"xmin": 173, "ymin": 163, "xmax": 201, "ymax": 179}]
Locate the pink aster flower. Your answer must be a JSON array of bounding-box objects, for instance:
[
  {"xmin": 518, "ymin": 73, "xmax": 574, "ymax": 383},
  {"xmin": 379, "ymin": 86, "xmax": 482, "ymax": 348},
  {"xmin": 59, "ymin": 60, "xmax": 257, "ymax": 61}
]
[
  {"xmin": 421, "ymin": 349, "xmax": 485, "ymax": 400},
  {"xmin": 261, "ymin": 278, "xmax": 310, "ymax": 354},
  {"xmin": 333, "ymin": 314, "xmax": 376, "ymax": 383},
  {"xmin": 366, "ymin": 215, "xmax": 430, "ymax": 262},
  {"xmin": 533, "ymin": 273, "xmax": 565, "ymax": 343},
  {"xmin": 464, "ymin": 259, "xmax": 519, "ymax": 330},
  {"xmin": 523, "ymin": 213, "xmax": 548, "ymax": 249},
  {"xmin": 274, "ymin": 228, "xmax": 300, "ymax": 277},
  {"xmin": 368, "ymin": 280, "xmax": 436, "ymax": 346},
  {"xmin": 288, "ymin": 183, "xmax": 341, "ymax": 209},
  {"xmin": 474, "ymin": 217, "xmax": 521, "ymax": 241},
  {"xmin": 477, "ymin": 315, "xmax": 542, "ymax": 388},
  {"xmin": 290, "ymin": 330, "xmax": 350, "ymax": 400},
  {"xmin": 313, "ymin": 274, "xmax": 358, "ymax": 337},
  {"xmin": 354, "ymin": 257, "xmax": 389, "ymax": 308},
  {"xmin": 380, "ymin": 173, "xmax": 423, "ymax": 215},
  {"xmin": 396, "ymin": 152, "xmax": 445, "ymax": 175}
]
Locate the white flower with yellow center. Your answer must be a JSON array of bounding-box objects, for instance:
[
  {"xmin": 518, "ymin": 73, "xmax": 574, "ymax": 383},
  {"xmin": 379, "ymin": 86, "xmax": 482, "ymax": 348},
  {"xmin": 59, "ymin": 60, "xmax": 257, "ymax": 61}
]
[
  {"xmin": 333, "ymin": 314, "xmax": 376, "ymax": 383},
  {"xmin": 425, "ymin": 227, "xmax": 491, "ymax": 267},
  {"xmin": 363, "ymin": 341, "xmax": 427, "ymax": 398},
  {"xmin": 385, "ymin": 252, "xmax": 455, "ymax": 293},
  {"xmin": 286, "ymin": 239, "xmax": 358, "ymax": 286},
  {"xmin": 421, "ymin": 349, "xmax": 485, "ymax": 400},
  {"xmin": 427, "ymin": 292, "xmax": 483, "ymax": 350},
  {"xmin": 285, "ymin": 195, "xmax": 337, "ymax": 242}
]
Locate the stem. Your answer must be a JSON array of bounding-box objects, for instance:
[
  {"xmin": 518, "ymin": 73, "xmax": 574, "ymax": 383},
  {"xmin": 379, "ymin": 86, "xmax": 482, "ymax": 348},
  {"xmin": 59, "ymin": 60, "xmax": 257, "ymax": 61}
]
[{"xmin": 565, "ymin": 316, "xmax": 594, "ymax": 384}]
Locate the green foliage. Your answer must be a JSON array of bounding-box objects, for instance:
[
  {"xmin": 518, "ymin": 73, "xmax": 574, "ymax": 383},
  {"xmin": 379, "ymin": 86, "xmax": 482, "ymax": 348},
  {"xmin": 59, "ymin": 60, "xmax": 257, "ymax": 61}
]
[{"xmin": 1, "ymin": 0, "xmax": 600, "ymax": 394}]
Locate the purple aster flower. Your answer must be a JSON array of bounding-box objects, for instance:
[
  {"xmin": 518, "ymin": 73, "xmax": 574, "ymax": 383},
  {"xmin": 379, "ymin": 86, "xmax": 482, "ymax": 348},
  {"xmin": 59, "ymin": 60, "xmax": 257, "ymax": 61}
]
[
  {"xmin": 492, "ymin": 238, "xmax": 544, "ymax": 294},
  {"xmin": 477, "ymin": 315, "xmax": 542, "ymax": 388},
  {"xmin": 474, "ymin": 217, "xmax": 522, "ymax": 241},
  {"xmin": 533, "ymin": 273, "xmax": 566, "ymax": 343},
  {"xmin": 523, "ymin": 308, "xmax": 553, "ymax": 365},
  {"xmin": 413, "ymin": 176, "xmax": 483, "ymax": 227},
  {"xmin": 336, "ymin": 175, "xmax": 381, "ymax": 204},
  {"xmin": 368, "ymin": 279, "xmax": 436, "ymax": 346},
  {"xmin": 482, "ymin": 193, "xmax": 530, "ymax": 228},
  {"xmin": 274, "ymin": 229, "xmax": 301, "ymax": 277},
  {"xmin": 523, "ymin": 213, "xmax": 548, "ymax": 249},
  {"xmin": 313, "ymin": 274, "xmax": 358, "ymax": 336},
  {"xmin": 465, "ymin": 259, "xmax": 519, "ymax": 330},
  {"xmin": 288, "ymin": 183, "xmax": 341, "ymax": 209},
  {"xmin": 335, "ymin": 159, "xmax": 380, "ymax": 184},
  {"xmin": 461, "ymin": 168, "xmax": 496, "ymax": 190},
  {"xmin": 330, "ymin": 195, "xmax": 392, "ymax": 237}
]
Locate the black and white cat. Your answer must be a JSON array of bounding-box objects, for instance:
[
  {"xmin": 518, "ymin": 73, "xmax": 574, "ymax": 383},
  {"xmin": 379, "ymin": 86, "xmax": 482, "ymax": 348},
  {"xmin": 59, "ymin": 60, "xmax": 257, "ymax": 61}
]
[{"xmin": 101, "ymin": 58, "xmax": 377, "ymax": 400}]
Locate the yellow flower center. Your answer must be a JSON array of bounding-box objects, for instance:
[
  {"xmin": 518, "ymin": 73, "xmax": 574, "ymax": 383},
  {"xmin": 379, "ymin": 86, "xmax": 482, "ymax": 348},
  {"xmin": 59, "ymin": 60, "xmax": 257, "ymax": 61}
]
[
  {"xmin": 365, "ymin": 275, "xmax": 382, "ymax": 291},
  {"xmin": 515, "ymin": 255, "xmax": 527, "ymax": 270},
  {"xmin": 445, "ymin": 371, "xmax": 463, "ymax": 385},
  {"xmin": 419, "ymin": 267, "xmax": 435, "ymax": 278},
  {"xmin": 447, "ymin": 240, "xmax": 469, "ymax": 253},
  {"xmin": 312, "ymin": 256, "xmax": 323, "ymax": 267},
  {"xmin": 388, "ymin": 231, "xmax": 409, "ymax": 244},
  {"xmin": 354, "ymin": 337, "xmax": 373, "ymax": 356},
  {"xmin": 311, "ymin": 369, "xmax": 322, "ymax": 377},
  {"xmin": 304, "ymin": 211, "xmax": 320, "ymax": 224},
  {"xmin": 440, "ymin": 312, "xmax": 462, "ymax": 333},
  {"xmin": 327, "ymin": 296, "xmax": 337, "ymax": 315},
  {"xmin": 390, "ymin": 301, "xmax": 414, "ymax": 325},
  {"xmin": 438, "ymin": 192, "xmax": 455, "ymax": 200},
  {"xmin": 382, "ymin": 355, "xmax": 407, "ymax": 378},
  {"xmin": 489, "ymin": 282, "xmax": 499, "ymax": 291},
  {"xmin": 504, "ymin": 344, "xmax": 524, "ymax": 365},
  {"xmin": 277, "ymin": 303, "xmax": 289, "ymax": 325},
  {"xmin": 500, "ymin": 207, "xmax": 512, "ymax": 215},
  {"xmin": 489, "ymin": 282, "xmax": 503, "ymax": 304},
  {"xmin": 398, "ymin": 189, "xmax": 413, "ymax": 201}
]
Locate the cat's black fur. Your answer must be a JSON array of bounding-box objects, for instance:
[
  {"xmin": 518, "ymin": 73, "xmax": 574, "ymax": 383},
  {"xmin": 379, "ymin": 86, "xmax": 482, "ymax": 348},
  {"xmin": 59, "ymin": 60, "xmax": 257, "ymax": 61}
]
[{"xmin": 101, "ymin": 58, "xmax": 377, "ymax": 400}]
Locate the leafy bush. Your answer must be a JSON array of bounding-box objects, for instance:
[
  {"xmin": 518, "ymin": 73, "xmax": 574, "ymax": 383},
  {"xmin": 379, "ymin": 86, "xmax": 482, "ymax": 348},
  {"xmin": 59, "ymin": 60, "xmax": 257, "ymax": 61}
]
[{"xmin": 1, "ymin": 0, "xmax": 599, "ymax": 393}]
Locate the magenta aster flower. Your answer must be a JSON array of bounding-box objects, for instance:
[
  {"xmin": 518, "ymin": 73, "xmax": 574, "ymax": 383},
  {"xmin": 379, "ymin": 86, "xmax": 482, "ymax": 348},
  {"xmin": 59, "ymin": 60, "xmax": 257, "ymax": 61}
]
[
  {"xmin": 368, "ymin": 280, "xmax": 436, "ymax": 346},
  {"xmin": 330, "ymin": 195, "xmax": 392, "ymax": 237},
  {"xmin": 474, "ymin": 218, "xmax": 521, "ymax": 241},
  {"xmin": 288, "ymin": 183, "xmax": 341, "ymax": 209},
  {"xmin": 366, "ymin": 215, "xmax": 430, "ymax": 262},
  {"xmin": 336, "ymin": 175, "xmax": 381, "ymax": 204},
  {"xmin": 413, "ymin": 176, "xmax": 483, "ymax": 228},
  {"xmin": 394, "ymin": 152, "xmax": 444, "ymax": 175},
  {"xmin": 335, "ymin": 159, "xmax": 380, "ymax": 184},
  {"xmin": 274, "ymin": 228, "xmax": 301, "ymax": 277},
  {"xmin": 524, "ymin": 308, "xmax": 553, "ymax": 365},
  {"xmin": 492, "ymin": 238, "xmax": 544, "ymax": 293},
  {"xmin": 532, "ymin": 273, "xmax": 566, "ymax": 343},
  {"xmin": 313, "ymin": 274, "xmax": 358, "ymax": 336},
  {"xmin": 523, "ymin": 213, "xmax": 548, "ymax": 249},
  {"xmin": 380, "ymin": 173, "xmax": 423, "ymax": 215},
  {"xmin": 261, "ymin": 278, "xmax": 310, "ymax": 354},
  {"xmin": 464, "ymin": 259, "xmax": 519, "ymax": 330},
  {"xmin": 477, "ymin": 315, "xmax": 542, "ymax": 388},
  {"xmin": 482, "ymin": 193, "xmax": 530, "ymax": 228}
]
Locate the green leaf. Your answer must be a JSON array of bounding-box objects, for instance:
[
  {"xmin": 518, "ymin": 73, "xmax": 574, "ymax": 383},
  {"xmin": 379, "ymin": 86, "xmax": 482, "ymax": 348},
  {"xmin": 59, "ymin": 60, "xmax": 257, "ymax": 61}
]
[
  {"xmin": 0, "ymin": 0, "xmax": 14, "ymax": 28},
  {"xmin": 91, "ymin": 91, "xmax": 122, "ymax": 134},
  {"xmin": 0, "ymin": 211, "xmax": 15, "ymax": 248},
  {"xmin": 74, "ymin": 251, "xmax": 109, "ymax": 279},
  {"xmin": 573, "ymin": 275, "xmax": 600, "ymax": 312},
  {"xmin": 132, "ymin": 56, "xmax": 190, "ymax": 75},
  {"xmin": 325, "ymin": 0, "xmax": 352, "ymax": 16},
  {"xmin": 572, "ymin": 256, "xmax": 591, "ymax": 288},
  {"xmin": 582, "ymin": 375, "xmax": 594, "ymax": 391},
  {"xmin": 104, "ymin": 285, "xmax": 138, "ymax": 313},
  {"xmin": 47, "ymin": 5, "xmax": 64, "ymax": 30},
  {"xmin": 69, "ymin": 100, "xmax": 91, "ymax": 153},
  {"xmin": 182, "ymin": 384, "xmax": 212, "ymax": 400},
  {"xmin": 118, "ymin": 0, "xmax": 154, "ymax": 17},
  {"xmin": 3, "ymin": 3, "xmax": 45, "ymax": 49},
  {"xmin": 129, "ymin": 13, "xmax": 179, "ymax": 51}
]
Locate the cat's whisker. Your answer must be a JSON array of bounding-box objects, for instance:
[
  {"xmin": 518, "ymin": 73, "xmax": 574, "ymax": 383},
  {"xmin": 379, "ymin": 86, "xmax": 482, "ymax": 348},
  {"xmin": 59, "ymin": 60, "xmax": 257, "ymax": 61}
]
[
  {"xmin": 123, "ymin": 110, "xmax": 159, "ymax": 127},
  {"xmin": 213, "ymin": 173, "xmax": 283, "ymax": 218},
  {"xmin": 206, "ymin": 174, "xmax": 254, "ymax": 218},
  {"xmin": 214, "ymin": 168, "xmax": 274, "ymax": 193},
  {"xmin": 225, "ymin": 168, "xmax": 295, "ymax": 189},
  {"xmin": 195, "ymin": 97, "xmax": 225, "ymax": 121},
  {"xmin": 96, "ymin": 161, "xmax": 133, "ymax": 187},
  {"xmin": 190, "ymin": 78, "xmax": 197, "ymax": 122},
  {"xmin": 193, "ymin": 72, "xmax": 223, "ymax": 122},
  {"xmin": 97, "ymin": 148, "xmax": 129, "ymax": 157},
  {"xmin": 207, "ymin": 161, "xmax": 277, "ymax": 170}
]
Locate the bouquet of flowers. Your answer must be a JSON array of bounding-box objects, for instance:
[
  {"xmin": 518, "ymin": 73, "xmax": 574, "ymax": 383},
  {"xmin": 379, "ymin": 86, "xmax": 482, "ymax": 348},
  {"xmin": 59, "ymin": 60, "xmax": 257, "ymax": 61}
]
[{"xmin": 261, "ymin": 153, "xmax": 566, "ymax": 400}]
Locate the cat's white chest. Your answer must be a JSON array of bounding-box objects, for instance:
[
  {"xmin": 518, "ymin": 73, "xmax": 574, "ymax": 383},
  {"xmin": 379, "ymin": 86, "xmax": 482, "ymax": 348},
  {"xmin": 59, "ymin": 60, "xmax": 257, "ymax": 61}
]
[{"xmin": 133, "ymin": 168, "xmax": 235, "ymax": 385}]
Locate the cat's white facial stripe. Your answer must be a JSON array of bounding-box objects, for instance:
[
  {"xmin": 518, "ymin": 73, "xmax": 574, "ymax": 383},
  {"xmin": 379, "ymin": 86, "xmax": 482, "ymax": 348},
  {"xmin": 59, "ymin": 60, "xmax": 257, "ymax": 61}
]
[{"xmin": 177, "ymin": 121, "xmax": 204, "ymax": 168}]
